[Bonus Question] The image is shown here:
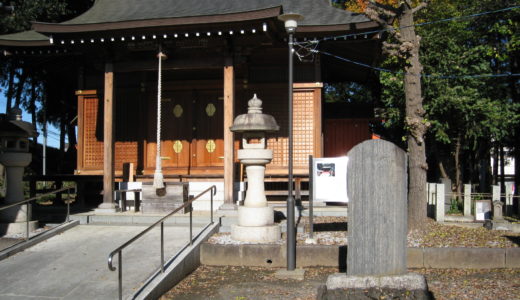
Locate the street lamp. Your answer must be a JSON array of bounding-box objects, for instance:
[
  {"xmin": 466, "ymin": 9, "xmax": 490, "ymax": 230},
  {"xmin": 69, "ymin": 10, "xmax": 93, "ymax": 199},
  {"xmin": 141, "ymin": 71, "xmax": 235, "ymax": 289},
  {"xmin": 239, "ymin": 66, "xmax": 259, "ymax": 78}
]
[{"xmin": 278, "ymin": 12, "xmax": 303, "ymax": 271}]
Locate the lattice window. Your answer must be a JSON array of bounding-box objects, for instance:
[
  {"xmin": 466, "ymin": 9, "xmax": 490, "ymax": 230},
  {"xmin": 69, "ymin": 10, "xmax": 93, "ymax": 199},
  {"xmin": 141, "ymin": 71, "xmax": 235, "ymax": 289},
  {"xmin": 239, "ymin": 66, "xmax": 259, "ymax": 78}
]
[
  {"xmin": 115, "ymin": 142, "xmax": 138, "ymax": 167},
  {"xmin": 82, "ymin": 96, "xmax": 138, "ymax": 170},
  {"xmin": 293, "ymin": 90, "xmax": 314, "ymax": 167},
  {"xmin": 265, "ymin": 89, "xmax": 315, "ymax": 167},
  {"xmin": 83, "ymin": 97, "xmax": 104, "ymax": 168}
]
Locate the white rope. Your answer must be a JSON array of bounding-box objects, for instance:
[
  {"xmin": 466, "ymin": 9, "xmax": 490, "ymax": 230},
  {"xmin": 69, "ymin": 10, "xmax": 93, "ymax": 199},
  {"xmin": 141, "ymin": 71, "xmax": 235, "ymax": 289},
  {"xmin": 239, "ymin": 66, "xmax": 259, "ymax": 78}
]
[{"xmin": 153, "ymin": 45, "xmax": 164, "ymax": 189}]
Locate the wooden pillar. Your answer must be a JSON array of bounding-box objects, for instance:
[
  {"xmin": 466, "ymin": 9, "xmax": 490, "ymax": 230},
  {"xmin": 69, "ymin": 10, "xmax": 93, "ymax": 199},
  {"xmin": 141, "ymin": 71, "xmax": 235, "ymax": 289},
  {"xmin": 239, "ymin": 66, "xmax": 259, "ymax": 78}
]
[
  {"xmin": 222, "ymin": 57, "xmax": 235, "ymax": 209},
  {"xmin": 98, "ymin": 62, "xmax": 117, "ymax": 211}
]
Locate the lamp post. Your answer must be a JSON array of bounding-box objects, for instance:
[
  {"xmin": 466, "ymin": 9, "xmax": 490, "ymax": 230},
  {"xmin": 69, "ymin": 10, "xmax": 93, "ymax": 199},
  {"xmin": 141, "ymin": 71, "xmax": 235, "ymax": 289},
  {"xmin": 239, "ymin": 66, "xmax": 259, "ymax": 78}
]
[{"xmin": 278, "ymin": 13, "xmax": 303, "ymax": 271}]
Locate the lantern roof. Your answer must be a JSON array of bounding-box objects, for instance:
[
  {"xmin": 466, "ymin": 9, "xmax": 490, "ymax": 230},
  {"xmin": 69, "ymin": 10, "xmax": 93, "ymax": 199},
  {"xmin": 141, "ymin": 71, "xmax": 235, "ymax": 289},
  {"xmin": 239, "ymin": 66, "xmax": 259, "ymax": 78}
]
[
  {"xmin": 230, "ymin": 94, "xmax": 280, "ymax": 133},
  {"xmin": 0, "ymin": 109, "xmax": 38, "ymax": 138}
]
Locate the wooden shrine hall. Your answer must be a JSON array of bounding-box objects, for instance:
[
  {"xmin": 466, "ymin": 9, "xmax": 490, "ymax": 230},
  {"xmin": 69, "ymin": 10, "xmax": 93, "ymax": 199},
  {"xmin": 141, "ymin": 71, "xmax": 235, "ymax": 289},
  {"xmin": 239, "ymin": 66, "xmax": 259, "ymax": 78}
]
[{"xmin": 0, "ymin": 0, "xmax": 381, "ymax": 210}]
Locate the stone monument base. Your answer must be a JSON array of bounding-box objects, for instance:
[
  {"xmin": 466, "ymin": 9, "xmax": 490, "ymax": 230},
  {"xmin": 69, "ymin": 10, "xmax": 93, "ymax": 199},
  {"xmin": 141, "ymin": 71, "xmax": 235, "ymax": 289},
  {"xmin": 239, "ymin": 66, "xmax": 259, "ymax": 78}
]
[
  {"xmin": 0, "ymin": 220, "xmax": 38, "ymax": 235},
  {"xmin": 231, "ymin": 224, "xmax": 281, "ymax": 243},
  {"xmin": 140, "ymin": 182, "xmax": 187, "ymax": 214},
  {"xmin": 327, "ymin": 272, "xmax": 427, "ymax": 290},
  {"xmin": 321, "ymin": 273, "xmax": 431, "ymax": 300}
]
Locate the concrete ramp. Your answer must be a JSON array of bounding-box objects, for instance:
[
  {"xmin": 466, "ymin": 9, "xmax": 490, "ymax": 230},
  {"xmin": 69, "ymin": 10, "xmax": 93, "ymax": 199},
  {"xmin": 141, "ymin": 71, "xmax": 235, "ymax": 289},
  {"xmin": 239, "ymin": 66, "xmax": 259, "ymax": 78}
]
[{"xmin": 0, "ymin": 223, "xmax": 215, "ymax": 299}]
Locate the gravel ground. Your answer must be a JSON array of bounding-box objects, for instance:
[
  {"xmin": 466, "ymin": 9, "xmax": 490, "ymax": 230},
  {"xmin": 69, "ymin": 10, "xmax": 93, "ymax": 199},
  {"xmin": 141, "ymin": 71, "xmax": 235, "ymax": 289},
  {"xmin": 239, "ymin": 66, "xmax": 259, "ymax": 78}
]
[
  {"xmin": 209, "ymin": 217, "xmax": 520, "ymax": 248},
  {"xmin": 160, "ymin": 266, "xmax": 520, "ymax": 300},
  {"xmin": 167, "ymin": 217, "xmax": 520, "ymax": 299}
]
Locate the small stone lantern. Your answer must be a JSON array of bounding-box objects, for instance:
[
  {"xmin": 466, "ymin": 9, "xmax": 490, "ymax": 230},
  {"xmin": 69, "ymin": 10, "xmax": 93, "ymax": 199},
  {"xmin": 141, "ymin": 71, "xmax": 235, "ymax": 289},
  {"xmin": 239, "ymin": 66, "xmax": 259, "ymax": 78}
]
[
  {"xmin": 0, "ymin": 108, "xmax": 38, "ymax": 234},
  {"xmin": 230, "ymin": 94, "xmax": 280, "ymax": 243}
]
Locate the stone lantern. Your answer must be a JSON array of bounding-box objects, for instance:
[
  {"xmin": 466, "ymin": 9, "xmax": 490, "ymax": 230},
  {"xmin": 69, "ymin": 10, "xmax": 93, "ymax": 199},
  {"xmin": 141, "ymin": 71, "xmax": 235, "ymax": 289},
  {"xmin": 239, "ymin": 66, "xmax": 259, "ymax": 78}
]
[
  {"xmin": 0, "ymin": 108, "xmax": 38, "ymax": 234},
  {"xmin": 230, "ymin": 94, "xmax": 280, "ymax": 243}
]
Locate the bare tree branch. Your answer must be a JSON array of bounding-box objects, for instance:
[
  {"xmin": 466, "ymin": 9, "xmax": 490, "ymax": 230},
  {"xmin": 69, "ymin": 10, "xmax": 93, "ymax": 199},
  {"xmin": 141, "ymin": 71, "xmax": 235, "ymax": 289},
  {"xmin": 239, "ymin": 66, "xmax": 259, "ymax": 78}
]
[
  {"xmin": 412, "ymin": 2, "xmax": 429, "ymax": 14},
  {"xmin": 369, "ymin": 0, "xmax": 399, "ymax": 16}
]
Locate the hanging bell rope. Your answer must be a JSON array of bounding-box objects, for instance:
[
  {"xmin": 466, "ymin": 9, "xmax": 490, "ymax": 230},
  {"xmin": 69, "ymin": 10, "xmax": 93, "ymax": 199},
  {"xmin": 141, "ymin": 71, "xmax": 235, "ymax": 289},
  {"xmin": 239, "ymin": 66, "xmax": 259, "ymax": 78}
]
[{"xmin": 153, "ymin": 45, "xmax": 167, "ymax": 191}]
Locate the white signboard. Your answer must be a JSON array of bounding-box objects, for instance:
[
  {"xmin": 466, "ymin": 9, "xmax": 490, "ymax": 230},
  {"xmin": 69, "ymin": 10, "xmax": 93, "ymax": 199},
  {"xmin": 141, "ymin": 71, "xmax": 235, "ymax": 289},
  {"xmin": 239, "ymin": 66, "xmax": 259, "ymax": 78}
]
[
  {"xmin": 313, "ymin": 157, "xmax": 349, "ymax": 203},
  {"xmin": 475, "ymin": 200, "xmax": 491, "ymax": 221}
]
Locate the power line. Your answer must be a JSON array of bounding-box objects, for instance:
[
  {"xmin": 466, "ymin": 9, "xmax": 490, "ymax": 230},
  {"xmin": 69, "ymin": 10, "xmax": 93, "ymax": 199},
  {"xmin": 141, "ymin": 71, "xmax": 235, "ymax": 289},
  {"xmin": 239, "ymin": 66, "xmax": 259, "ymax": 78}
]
[
  {"xmin": 318, "ymin": 50, "xmax": 520, "ymax": 79},
  {"xmin": 296, "ymin": 5, "xmax": 520, "ymax": 44}
]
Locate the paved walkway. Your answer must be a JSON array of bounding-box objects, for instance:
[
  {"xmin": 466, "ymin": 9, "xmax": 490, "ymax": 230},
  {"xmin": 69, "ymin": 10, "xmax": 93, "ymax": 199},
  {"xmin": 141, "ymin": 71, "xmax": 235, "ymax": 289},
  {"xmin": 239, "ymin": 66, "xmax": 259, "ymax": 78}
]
[{"xmin": 0, "ymin": 224, "xmax": 204, "ymax": 299}]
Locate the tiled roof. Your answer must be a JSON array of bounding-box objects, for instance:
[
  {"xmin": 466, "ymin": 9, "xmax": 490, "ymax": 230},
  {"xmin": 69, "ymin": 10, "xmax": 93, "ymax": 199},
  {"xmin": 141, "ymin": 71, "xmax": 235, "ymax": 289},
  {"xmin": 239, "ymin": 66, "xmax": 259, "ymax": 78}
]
[
  {"xmin": 54, "ymin": 0, "xmax": 367, "ymax": 26},
  {"xmin": 0, "ymin": 0, "xmax": 374, "ymax": 43}
]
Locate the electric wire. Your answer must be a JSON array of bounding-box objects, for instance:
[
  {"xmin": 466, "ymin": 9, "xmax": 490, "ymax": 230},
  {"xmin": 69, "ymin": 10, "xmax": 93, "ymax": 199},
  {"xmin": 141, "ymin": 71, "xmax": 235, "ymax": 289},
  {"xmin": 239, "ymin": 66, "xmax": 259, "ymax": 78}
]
[
  {"xmin": 290, "ymin": 5, "xmax": 520, "ymax": 79},
  {"xmin": 317, "ymin": 50, "xmax": 520, "ymax": 79},
  {"xmin": 299, "ymin": 5, "xmax": 520, "ymax": 44}
]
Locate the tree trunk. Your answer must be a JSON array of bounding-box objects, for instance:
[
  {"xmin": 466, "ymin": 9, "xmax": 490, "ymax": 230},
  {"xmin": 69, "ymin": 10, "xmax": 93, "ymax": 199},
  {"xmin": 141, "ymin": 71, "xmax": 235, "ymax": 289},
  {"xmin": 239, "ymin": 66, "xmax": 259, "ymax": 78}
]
[
  {"xmin": 454, "ymin": 135, "xmax": 462, "ymax": 202},
  {"xmin": 509, "ymin": 53, "xmax": 519, "ymax": 198},
  {"xmin": 5, "ymin": 66, "xmax": 15, "ymax": 113},
  {"xmin": 14, "ymin": 70, "xmax": 28, "ymax": 108},
  {"xmin": 58, "ymin": 119, "xmax": 66, "ymax": 174},
  {"xmin": 401, "ymin": 5, "xmax": 428, "ymax": 230},
  {"xmin": 499, "ymin": 146, "xmax": 505, "ymax": 198},
  {"xmin": 492, "ymin": 144, "xmax": 499, "ymax": 185},
  {"xmin": 30, "ymin": 81, "xmax": 38, "ymax": 144}
]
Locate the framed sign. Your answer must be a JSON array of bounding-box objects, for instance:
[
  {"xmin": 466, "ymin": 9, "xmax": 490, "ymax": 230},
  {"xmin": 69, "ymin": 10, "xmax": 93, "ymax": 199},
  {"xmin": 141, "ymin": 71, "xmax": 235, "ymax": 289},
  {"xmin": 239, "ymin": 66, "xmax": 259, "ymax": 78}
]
[
  {"xmin": 312, "ymin": 157, "xmax": 349, "ymax": 203},
  {"xmin": 475, "ymin": 200, "xmax": 491, "ymax": 221}
]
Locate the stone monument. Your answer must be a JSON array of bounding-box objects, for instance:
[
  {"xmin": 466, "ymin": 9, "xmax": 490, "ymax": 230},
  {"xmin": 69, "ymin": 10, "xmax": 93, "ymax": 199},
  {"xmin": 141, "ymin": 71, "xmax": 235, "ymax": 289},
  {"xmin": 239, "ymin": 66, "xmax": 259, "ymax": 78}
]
[
  {"xmin": 230, "ymin": 94, "xmax": 280, "ymax": 243},
  {"xmin": 0, "ymin": 108, "xmax": 38, "ymax": 234},
  {"xmin": 324, "ymin": 140, "xmax": 429, "ymax": 298}
]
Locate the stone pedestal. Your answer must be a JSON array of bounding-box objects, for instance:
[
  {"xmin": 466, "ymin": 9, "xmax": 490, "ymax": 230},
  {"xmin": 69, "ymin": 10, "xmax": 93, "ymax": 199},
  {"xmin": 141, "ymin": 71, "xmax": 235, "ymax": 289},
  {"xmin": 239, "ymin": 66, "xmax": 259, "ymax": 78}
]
[
  {"xmin": 140, "ymin": 182, "xmax": 187, "ymax": 214},
  {"xmin": 493, "ymin": 200, "xmax": 504, "ymax": 221},
  {"xmin": 229, "ymin": 94, "xmax": 280, "ymax": 243},
  {"xmin": 0, "ymin": 152, "xmax": 36, "ymax": 235},
  {"xmin": 231, "ymin": 151, "xmax": 280, "ymax": 243}
]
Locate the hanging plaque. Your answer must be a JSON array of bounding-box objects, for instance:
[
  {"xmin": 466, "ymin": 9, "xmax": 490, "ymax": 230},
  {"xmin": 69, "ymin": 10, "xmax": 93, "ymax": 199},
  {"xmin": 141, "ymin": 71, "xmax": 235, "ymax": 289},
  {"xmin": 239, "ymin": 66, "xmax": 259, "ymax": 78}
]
[
  {"xmin": 206, "ymin": 140, "xmax": 216, "ymax": 153},
  {"xmin": 173, "ymin": 140, "xmax": 183, "ymax": 153},
  {"xmin": 173, "ymin": 104, "xmax": 183, "ymax": 118},
  {"xmin": 205, "ymin": 103, "xmax": 216, "ymax": 117}
]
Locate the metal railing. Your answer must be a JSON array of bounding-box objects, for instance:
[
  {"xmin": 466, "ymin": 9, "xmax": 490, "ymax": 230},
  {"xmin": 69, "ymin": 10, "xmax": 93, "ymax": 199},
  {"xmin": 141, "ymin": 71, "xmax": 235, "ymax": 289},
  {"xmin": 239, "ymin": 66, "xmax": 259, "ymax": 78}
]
[
  {"xmin": 107, "ymin": 185, "xmax": 217, "ymax": 300},
  {"xmin": 0, "ymin": 186, "xmax": 76, "ymax": 242}
]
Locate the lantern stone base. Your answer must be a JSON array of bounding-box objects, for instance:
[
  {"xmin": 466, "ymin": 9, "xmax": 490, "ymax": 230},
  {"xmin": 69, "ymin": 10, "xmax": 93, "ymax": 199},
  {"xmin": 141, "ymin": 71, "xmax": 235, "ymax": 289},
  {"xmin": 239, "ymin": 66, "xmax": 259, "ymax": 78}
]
[
  {"xmin": 232, "ymin": 205, "xmax": 281, "ymax": 243},
  {"xmin": 238, "ymin": 206, "xmax": 274, "ymax": 227},
  {"xmin": 231, "ymin": 224, "xmax": 281, "ymax": 243},
  {"xmin": 0, "ymin": 220, "xmax": 38, "ymax": 236}
]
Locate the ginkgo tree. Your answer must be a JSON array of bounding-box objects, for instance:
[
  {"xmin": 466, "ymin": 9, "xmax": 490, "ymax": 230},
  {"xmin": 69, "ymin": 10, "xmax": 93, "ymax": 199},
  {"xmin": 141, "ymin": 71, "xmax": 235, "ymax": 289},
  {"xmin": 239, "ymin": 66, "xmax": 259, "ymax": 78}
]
[{"xmin": 342, "ymin": 0, "xmax": 429, "ymax": 231}]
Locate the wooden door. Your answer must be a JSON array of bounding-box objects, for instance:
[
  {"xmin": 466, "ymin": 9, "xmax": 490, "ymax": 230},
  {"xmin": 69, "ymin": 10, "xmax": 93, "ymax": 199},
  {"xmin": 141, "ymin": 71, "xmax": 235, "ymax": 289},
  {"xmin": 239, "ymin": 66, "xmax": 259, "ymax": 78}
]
[
  {"xmin": 192, "ymin": 90, "xmax": 224, "ymax": 168},
  {"xmin": 146, "ymin": 91, "xmax": 193, "ymax": 169},
  {"xmin": 146, "ymin": 89, "xmax": 223, "ymax": 173}
]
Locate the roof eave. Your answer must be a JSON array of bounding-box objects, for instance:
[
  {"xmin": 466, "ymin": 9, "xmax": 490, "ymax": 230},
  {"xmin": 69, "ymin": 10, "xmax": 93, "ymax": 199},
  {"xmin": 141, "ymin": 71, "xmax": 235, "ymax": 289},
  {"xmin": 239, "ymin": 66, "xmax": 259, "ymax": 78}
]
[
  {"xmin": 0, "ymin": 40, "xmax": 51, "ymax": 47},
  {"xmin": 297, "ymin": 20, "xmax": 379, "ymax": 34},
  {"xmin": 32, "ymin": 7, "xmax": 282, "ymax": 34}
]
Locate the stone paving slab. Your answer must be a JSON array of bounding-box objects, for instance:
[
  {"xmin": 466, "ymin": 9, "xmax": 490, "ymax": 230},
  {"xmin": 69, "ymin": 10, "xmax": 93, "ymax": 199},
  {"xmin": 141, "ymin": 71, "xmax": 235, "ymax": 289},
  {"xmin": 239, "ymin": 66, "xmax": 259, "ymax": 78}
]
[{"xmin": 0, "ymin": 224, "xmax": 204, "ymax": 300}]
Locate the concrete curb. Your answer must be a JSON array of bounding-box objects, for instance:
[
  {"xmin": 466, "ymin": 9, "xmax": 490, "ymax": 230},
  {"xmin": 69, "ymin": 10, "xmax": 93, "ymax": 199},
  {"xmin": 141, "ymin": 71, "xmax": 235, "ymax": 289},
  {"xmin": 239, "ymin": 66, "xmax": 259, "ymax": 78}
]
[
  {"xmin": 201, "ymin": 244, "xmax": 520, "ymax": 269},
  {"xmin": 133, "ymin": 221, "xmax": 220, "ymax": 300},
  {"xmin": 0, "ymin": 220, "xmax": 79, "ymax": 261}
]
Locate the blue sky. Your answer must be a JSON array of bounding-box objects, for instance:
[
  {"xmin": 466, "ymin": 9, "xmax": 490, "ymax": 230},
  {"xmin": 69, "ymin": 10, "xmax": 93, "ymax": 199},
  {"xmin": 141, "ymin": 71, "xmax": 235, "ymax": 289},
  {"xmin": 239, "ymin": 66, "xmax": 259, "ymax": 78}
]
[{"xmin": 0, "ymin": 93, "xmax": 61, "ymax": 148}]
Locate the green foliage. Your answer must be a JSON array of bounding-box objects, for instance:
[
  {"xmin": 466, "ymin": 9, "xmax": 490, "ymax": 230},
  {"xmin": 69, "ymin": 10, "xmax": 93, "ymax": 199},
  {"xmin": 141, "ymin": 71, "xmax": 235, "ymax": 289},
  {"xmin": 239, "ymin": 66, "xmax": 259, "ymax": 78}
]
[
  {"xmin": 447, "ymin": 198, "xmax": 462, "ymax": 214},
  {"xmin": 0, "ymin": 0, "xmax": 68, "ymax": 34},
  {"xmin": 419, "ymin": 0, "xmax": 519, "ymax": 150},
  {"xmin": 324, "ymin": 82, "xmax": 374, "ymax": 103},
  {"xmin": 375, "ymin": 0, "xmax": 519, "ymax": 185},
  {"xmin": 0, "ymin": 0, "xmax": 94, "ymax": 34}
]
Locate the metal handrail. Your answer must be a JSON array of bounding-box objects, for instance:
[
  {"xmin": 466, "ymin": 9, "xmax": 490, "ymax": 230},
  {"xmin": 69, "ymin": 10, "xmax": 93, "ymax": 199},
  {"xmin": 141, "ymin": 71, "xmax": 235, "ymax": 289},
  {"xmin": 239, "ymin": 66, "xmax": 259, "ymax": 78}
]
[
  {"xmin": 0, "ymin": 186, "xmax": 76, "ymax": 241},
  {"xmin": 107, "ymin": 185, "xmax": 217, "ymax": 300}
]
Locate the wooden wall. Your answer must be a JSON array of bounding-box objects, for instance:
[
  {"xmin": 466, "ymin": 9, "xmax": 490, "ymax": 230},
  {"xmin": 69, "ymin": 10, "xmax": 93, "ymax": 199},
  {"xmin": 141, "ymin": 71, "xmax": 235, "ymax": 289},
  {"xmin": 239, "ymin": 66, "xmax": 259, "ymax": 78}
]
[
  {"xmin": 75, "ymin": 82, "xmax": 323, "ymax": 177},
  {"xmin": 324, "ymin": 119, "xmax": 372, "ymax": 157}
]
